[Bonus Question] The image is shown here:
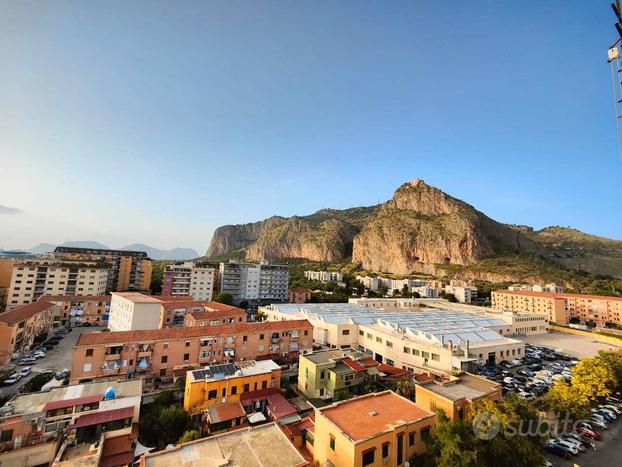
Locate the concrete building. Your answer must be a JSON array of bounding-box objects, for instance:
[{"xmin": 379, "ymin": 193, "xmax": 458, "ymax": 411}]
[
  {"xmin": 108, "ymin": 292, "xmax": 164, "ymax": 331},
  {"xmin": 161, "ymin": 262, "xmax": 217, "ymax": 301},
  {"xmin": 0, "ymin": 299, "xmax": 57, "ymax": 364},
  {"xmin": 5, "ymin": 259, "xmax": 108, "ymax": 309},
  {"xmin": 53, "ymin": 246, "xmax": 152, "ymax": 293},
  {"xmin": 262, "ymin": 303, "xmax": 527, "ymax": 373},
  {"xmin": 508, "ymin": 283, "xmax": 564, "ymax": 293},
  {"xmin": 304, "ymin": 271, "xmax": 343, "ymax": 282},
  {"xmin": 444, "ymin": 285, "xmax": 477, "ymax": 303},
  {"xmin": 45, "ymin": 295, "xmax": 111, "ymax": 327},
  {"xmin": 183, "ymin": 360, "xmax": 282, "ymax": 417},
  {"xmin": 311, "ymin": 391, "xmax": 435, "ymax": 467},
  {"xmin": 288, "ymin": 288, "xmax": 311, "ymax": 304},
  {"xmin": 181, "ymin": 305, "xmax": 247, "ymax": 328},
  {"xmin": 0, "ymin": 379, "xmax": 142, "ymax": 467},
  {"xmin": 492, "ymin": 289, "xmax": 622, "ymax": 326},
  {"xmin": 218, "ymin": 262, "xmax": 289, "ymax": 307},
  {"xmin": 70, "ymin": 320, "xmax": 313, "ymax": 383},
  {"xmin": 415, "ymin": 373, "xmax": 502, "ymax": 421},
  {"xmin": 140, "ymin": 422, "xmax": 306, "ymax": 467}
]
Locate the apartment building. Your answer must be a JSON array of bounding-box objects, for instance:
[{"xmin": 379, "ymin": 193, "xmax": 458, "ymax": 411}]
[
  {"xmin": 415, "ymin": 373, "xmax": 502, "ymax": 421},
  {"xmin": 288, "ymin": 288, "xmax": 311, "ymax": 304},
  {"xmin": 492, "ymin": 289, "xmax": 622, "ymax": 326},
  {"xmin": 0, "ymin": 300, "xmax": 57, "ymax": 364},
  {"xmin": 140, "ymin": 422, "xmax": 306, "ymax": 467},
  {"xmin": 183, "ymin": 359, "xmax": 282, "ymax": 416},
  {"xmin": 218, "ymin": 261, "xmax": 289, "ymax": 307},
  {"xmin": 5, "ymin": 260, "xmax": 108, "ymax": 309},
  {"xmin": 310, "ymin": 391, "xmax": 435, "ymax": 467},
  {"xmin": 304, "ymin": 271, "xmax": 343, "ymax": 282},
  {"xmin": 298, "ymin": 349, "xmax": 378, "ymax": 400},
  {"xmin": 53, "ymin": 246, "xmax": 152, "ymax": 292},
  {"xmin": 508, "ymin": 283, "xmax": 564, "ymax": 293},
  {"xmin": 262, "ymin": 303, "xmax": 526, "ymax": 373},
  {"xmin": 0, "ymin": 379, "xmax": 142, "ymax": 467},
  {"xmin": 444, "ymin": 284, "xmax": 477, "ymax": 303},
  {"xmin": 70, "ymin": 319, "xmax": 313, "ymax": 383},
  {"xmin": 45, "ymin": 295, "xmax": 111, "ymax": 326},
  {"xmin": 181, "ymin": 305, "xmax": 247, "ymax": 327},
  {"xmin": 161, "ymin": 262, "xmax": 217, "ymax": 301},
  {"xmin": 108, "ymin": 292, "xmax": 164, "ymax": 331}
]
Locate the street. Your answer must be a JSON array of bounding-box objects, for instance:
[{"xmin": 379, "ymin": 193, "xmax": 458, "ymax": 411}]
[{"xmin": 0, "ymin": 326, "xmax": 103, "ymax": 399}]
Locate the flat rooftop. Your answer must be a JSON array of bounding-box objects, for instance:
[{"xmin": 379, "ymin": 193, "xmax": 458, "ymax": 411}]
[
  {"xmin": 319, "ymin": 391, "xmax": 434, "ymax": 442},
  {"xmin": 304, "ymin": 348, "xmax": 368, "ymax": 365},
  {"xmin": 188, "ymin": 359, "xmax": 280, "ymax": 383},
  {"xmin": 112, "ymin": 292, "xmax": 163, "ymax": 304},
  {"xmin": 141, "ymin": 422, "xmax": 306, "ymax": 467},
  {"xmin": 418, "ymin": 373, "xmax": 499, "ymax": 401},
  {"xmin": 267, "ymin": 303, "xmax": 511, "ymax": 345}
]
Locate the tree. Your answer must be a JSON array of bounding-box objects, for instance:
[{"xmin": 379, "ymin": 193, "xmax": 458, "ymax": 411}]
[
  {"xmin": 422, "ymin": 412, "xmax": 480, "ymax": 467},
  {"xmin": 178, "ymin": 430, "xmax": 201, "ymax": 444},
  {"xmin": 394, "ymin": 378, "xmax": 417, "ymax": 401},
  {"xmin": 402, "ymin": 284, "xmax": 410, "ymax": 296},
  {"xmin": 597, "ymin": 350, "xmax": 622, "ymax": 388},
  {"xmin": 571, "ymin": 356, "xmax": 616, "ymax": 400},
  {"xmin": 441, "ymin": 292, "xmax": 458, "ymax": 303},
  {"xmin": 139, "ymin": 391, "xmax": 195, "ymax": 450},
  {"xmin": 393, "ymin": 289, "xmax": 401, "ymax": 297},
  {"xmin": 585, "ymin": 320, "xmax": 597, "ymax": 329},
  {"xmin": 543, "ymin": 380, "xmax": 590, "ymax": 419},
  {"xmin": 22, "ymin": 372, "xmax": 54, "ymax": 393},
  {"xmin": 213, "ymin": 292, "xmax": 234, "ymax": 305}
]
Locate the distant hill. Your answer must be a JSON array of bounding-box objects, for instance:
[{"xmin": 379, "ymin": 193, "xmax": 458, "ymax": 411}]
[
  {"xmin": 120, "ymin": 244, "xmax": 199, "ymax": 260},
  {"xmin": 27, "ymin": 241, "xmax": 198, "ymax": 260}
]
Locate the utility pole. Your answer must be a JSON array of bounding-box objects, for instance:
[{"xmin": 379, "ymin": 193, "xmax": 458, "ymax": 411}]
[{"xmin": 609, "ymin": 2, "xmax": 622, "ymax": 162}]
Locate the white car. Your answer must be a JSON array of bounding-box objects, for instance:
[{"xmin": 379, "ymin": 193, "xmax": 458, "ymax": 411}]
[
  {"xmin": 18, "ymin": 367, "xmax": 31, "ymax": 377},
  {"xmin": 3, "ymin": 373, "xmax": 21, "ymax": 385},
  {"xmin": 559, "ymin": 435, "xmax": 585, "ymax": 451},
  {"xmin": 600, "ymin": 404, "xmax": 622, "ymax": 415},
  {"xmin": 33, "ymin": 351, "xmax": 46, "ymax": 359}
]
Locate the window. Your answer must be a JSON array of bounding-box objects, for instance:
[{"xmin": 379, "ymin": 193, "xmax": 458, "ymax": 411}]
[
  {"xmin": 259, "ymin": 334, "xmax": 264, "ymax": 340},
  {"xmin": 243, "ymin": 383, "xmax": 250, "ymax": 392},
  {"xmin": 185, "ymin": 341, "xmax": 190, "ymax": 347},
  {"xmin": 85, "ymin": 348, "xmax": 93, "ymax": 357},
  {"xmin": 409, "ymin": 431, "xmax": 415, "ymax": 446},
  {"xmin": 320, "ymin": 370, "xmax": 325, "ymax": 380},
  {"xmin": 359, "ymin": 330, "xmax": 364, "ymax": 336},
  {"xmin": 159, "ymin": 368, "xmax": 166, "ymax": 376},
  {"xmin": 329, "ymin": 435, "xmax": 335, "ymax": 451},
  {"xmin": 208, "ymin": 389, "xmax": 217, "ymax": 399},
  {"xmin": 1, "ymin": 429, "xmax": 13, "ymax": 442},
  {"xmin": 161, "ymin": 356, "xmax": 168, "ymax": 363},
  {"xmin": 386, "ymin": 340, "xmax": 393, "ymax": 348},
  {"xmin": 376, "ymin": 336, "xmax": 382, "ymax": 343},
  {"xmin": 222, "ymin": 388, "xmax": 227, "ymax": 397},
  {"xmin": 183, "ymin": 353, "xmax": 189, "ymax": 361},
  {"xmin": 431, "ymin": 353, "xmax": 440, "ymax": 361},
  {"xmin": 243, "ymin": 335, "xmax": 248, "ymax": 342},
  {"xmin": 231, "ymin": 386, "xmax": 237, "ymax": 395},
  {"xmin": 342, "ymin": 329, "xmax": 350, "ymax": 336},
  {"xmin": 382, "ymin": 442, "xmax": 389, "ymax": 459},
  {"xmin": 403, "ymin": 347, "xmax": 410, "ymax": 354},
  {"xmin": 362, "ymin": 448, "xmax": 375, "ymax": 466},
  {"xmin": 304, "ymin": 330, "xmax": 308, "ymax": 335}
]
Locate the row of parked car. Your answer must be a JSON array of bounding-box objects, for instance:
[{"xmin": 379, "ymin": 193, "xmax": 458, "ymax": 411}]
[{"xmin": 544, "ymin": 396, "xmax": 622, "ymax": 459}]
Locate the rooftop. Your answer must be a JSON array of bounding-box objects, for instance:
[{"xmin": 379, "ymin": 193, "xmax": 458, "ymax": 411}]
[
  {"xmin": 493, "ymin": 289, "xmax": 622, "ymax": 302},
  {"xmin": 76, "ymin": 319, "xmax": 312, "ymax": 346},
  {"xmin": 112, "ymin": 292, "xmax": 163, "ymax": 304},
  {"xmin": 141, "ymin": 423, "xmax": 306, "ymax": 467},
  {"xmin": 161, "ymin": 300, "xmax": 244, "ymax": 312},
  {"xmin": 417, "ymin": 373, "xmax": 500, "ymax": 402},
  {"xmin": 304, "ymin": 348, "xmax": 369, "ymax": 365},
  {"xmin": 0, "ymin": 299, "xmax": 56, "ymax": 325},
  {"xmin": 319, "ymin": 391, "xmax": 434, "ymax": 442},
  {"xmin": 188, "ymin": 359, "xmax": 281, "ymax": 383},
  {"xmin": 207, "ymin": 401, "xmax": 246, "ymax": 423}
]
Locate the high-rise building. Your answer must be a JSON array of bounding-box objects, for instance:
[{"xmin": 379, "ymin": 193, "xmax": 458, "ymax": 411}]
[
  {"xmin": 161, "ymin": 262, "xmax": 216, "ymax": 301},
  {"xmin": 53, "ymin": 246, "xmax": 152, "ymax": 292},
  {"xmin": 218, "ymin": 261, "xmax": 289, "ymax": 307}
]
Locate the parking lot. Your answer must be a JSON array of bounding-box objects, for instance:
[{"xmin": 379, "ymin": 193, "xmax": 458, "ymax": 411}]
[
  {"xmin": 518, "ymin": 331, "xmax": 619, "ymax": 358},
  {"xmin": 0, "ymin": 326, "xmax": 103, "ymax": 399}
]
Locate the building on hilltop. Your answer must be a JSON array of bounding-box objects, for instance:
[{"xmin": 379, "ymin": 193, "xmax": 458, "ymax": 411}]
[{"xmin": 304, "ymin": 271, "xmax": 343, "ymax": 282}]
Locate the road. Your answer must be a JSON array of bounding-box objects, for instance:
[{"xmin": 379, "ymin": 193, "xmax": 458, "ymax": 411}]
[{"xmin": 0, "ymin": 326, "xmax": 103, "ymax": 399}]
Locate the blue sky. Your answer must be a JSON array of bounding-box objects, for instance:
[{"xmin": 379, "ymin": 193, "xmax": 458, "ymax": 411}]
[{"xmin": 1, "ymin": 1, "xmax": 620, "ymax": 253}]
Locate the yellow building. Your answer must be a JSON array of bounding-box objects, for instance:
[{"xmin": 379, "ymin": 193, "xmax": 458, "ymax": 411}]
[
  {"xmin": 415, "ymin": 373, "xmax": 502, "ymax": 422},
  {"xmin": 183, "ymin": 359, "xmax": 282, "ymax": 417},
  {"xmin": 312, "ymin": 391, "xmax": 435, "ymax": 467}
]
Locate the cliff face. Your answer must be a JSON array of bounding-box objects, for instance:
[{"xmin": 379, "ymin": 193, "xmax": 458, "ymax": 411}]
[
  {"xmin": 351, "ymin": 181, "xmax": 540, "ymax": 274},
  {"xmin": 206, "ymin": 216, "xmax": 286, "ymax": 257}
]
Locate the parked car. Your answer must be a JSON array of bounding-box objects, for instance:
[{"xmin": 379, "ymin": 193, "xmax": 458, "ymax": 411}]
[
  {"xmin": 34, "ymin": 346, "xmax": 47, "ymax": 353},
  {"xmin": 544, "ymin": 443, "xmax": 572, "ymax": 459},
  {"xmin": 44, "ymin": 340, "xmax": 59, "ymax": 347},
  {"xmin": 19, "ymin": 357, "xmax": 37, "ymax": 365},
  {"xmin": 576, "ymin": 426, "xmax": 601, "ymax": 441},
  {"xmin": 55, "ymin": 369, "xmax": 70, "ymax": 381},
  {"xmin": 589, "ymin": 417, "xmax": 608, "ymax": 430},
  {"xmin": 3, "ymin": 373, "xmax": 21, "ymax": 385},
  {"xmin": 548, "ymin": 439, "xmax": 579, "ymax": 455},
  {"xmin": 33, "ymin": 350, "xmax": 46, "ymax": 359},
  {"xmin": 18, "ymin": 367, "xmax": 31, "ymax": 377}
]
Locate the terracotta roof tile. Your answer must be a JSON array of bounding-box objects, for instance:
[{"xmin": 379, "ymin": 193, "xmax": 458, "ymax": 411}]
[
  {"xmin": 0, "ymin": 300, "xmax": 56, "ymax": 325},
  {"xmin": 43, "ymin": 394, "xmax": 102, "ymax": 412},
  {"xmin": 75, "ymin": 320, "xmax": 313, "ymax": 346},
  {"xmin": 341, "ymin": 357, "xmax": 366, "ymax": 373},
  {"xmin": 208, "ymin": 401, "xmax": 246, "ymax": 423},
  {"xmin": 67, "ymin": 406, "xmax": 134, "ymax": 429},
  {"xmin": 43, "ymin": 295, "xmax": 111, "ymax": 302}
]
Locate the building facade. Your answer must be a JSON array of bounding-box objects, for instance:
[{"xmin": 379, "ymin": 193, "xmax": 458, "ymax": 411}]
[
  {"xmin": 304, "ymin": 271, "xmax": 343, "ymax": 282},
  {"xmin": 53, "ymin": 246, "xmax": 152, "ymax": 292},
  {"xmin": 5, "ymin": 260, "xmax": 108, "ymax": 309},
  {"xmin": 107, "ymin": 292, "xmax": 164, "ymax": 331},
  {"xmin": 218, "ymin": 261, "xmax": 289, "ymax": 307},
  {"xmin": 45, "ymin": 295, "xmax": 111, "ymax": 327},
  {"xmin": 181, "ymin": 305, "xmax": 247, "ymax": 328},
  {"xmin": 161, "ymin": 262, "xmax": 217, "ymax": 301},
  {"xmin": 288, "ymin": 288, "xmax": 311, "ymax": 304},
  {"xmin": 70, "ymin": 319, "xmax": 313, "ymax": 383}
]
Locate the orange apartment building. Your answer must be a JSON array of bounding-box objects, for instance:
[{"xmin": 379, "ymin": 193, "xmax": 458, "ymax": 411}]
[
  {"xmin": 45, "ymin": 295, "xmax": 111, "ymax": 327},
  {"xmin": 492, "ymin": 290, "xmax": 622, "ymax": 326},
  {"xmin": 70, "ymin": 319, "xmax": 313, "ymax": 383},
  {"xmin": 0, "ymin": 300, "xmax": 57, "ymax": 364},
  {"xmin": 162, "ymin": 300, "xmax": 247, "ymax": 328}
]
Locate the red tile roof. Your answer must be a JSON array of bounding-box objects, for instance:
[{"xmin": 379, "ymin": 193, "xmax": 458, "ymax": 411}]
[
  {"xmin": 378, "ymin": 364, "xmax": 408, "ymax": 378},
  {"xmin": 267, "ymin": 393, "xmax": 298, "ymax": 419},
  {"xmin": 43, "ymin": 394, "xmax": 102, "ymax": 412},
  {"xmin": 209, "ymin": 401, "xmax": 246, "ymax": 423},
  {"xmin": 341, "ymin": 357, "xmax": 366, "ymax": 373},
  {"xmin": 0, "ymin": 300, "xmax": 56, "ymax": 325},
  {"xmin": 360, "ymin": 357, "xmax": 379, "ymax": 368},
  {"xmin": 67, "ymin": 406, "xmax": 134, "ymax": 429},
  {"xmin": 493, "ymin": 290, "xmax": 622, "ymax": 302},
  {"xmin": 161, "ymin": 300, "xmax": 244, "ymax": 312},
  {"xmin": 75, "ymin": 320, "xmax": 313, "ymax": 346},
  {"xmin": 239, "ymin": 387, "xmax": 281, "ymax": 404},
  {"xmin": 43, "ymin": 295, "xmax": 111, "ymax": 303},
  {"xmin": 186, "ymin": 309, "xmax": 246, "ymax": 321},
  {"xmin": 100, "ymin": 451, "xmax": 135, "ymax": 467}
]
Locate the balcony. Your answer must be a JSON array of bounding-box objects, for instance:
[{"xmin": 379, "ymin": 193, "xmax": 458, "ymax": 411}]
[
  {"xmin": 104, "ymin": 353, "xmax": 121, "ymax": 361},
  {"xmin": 137, "ymin": 351, "xmax": 152, "ymax": 358}
]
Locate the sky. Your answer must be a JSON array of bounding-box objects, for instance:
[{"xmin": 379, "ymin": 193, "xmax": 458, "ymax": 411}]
[{"xmin": 1, "ymin": 1, "xmax": 621, "ymax": 253}]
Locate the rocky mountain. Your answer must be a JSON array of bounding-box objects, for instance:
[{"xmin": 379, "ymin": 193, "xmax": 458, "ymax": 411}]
[
  {"xmin": 206, "ymin": 179, "xmax": 622, "ymax": 278},
  {"xmin": 120, "ymin": 244, "xmax": 199, "ymax": 260}
]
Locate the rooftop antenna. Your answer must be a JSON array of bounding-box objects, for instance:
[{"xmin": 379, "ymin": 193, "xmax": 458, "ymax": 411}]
[{"xmin": 608, "ymin": 1, "xmax": 622, "ymax": 164}]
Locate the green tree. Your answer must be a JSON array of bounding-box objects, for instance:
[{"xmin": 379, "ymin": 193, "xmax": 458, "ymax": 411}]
[
  {"xmin": 597, "ymin": 350, "xmax": 622, "ymax": 388},
  {"xmin": 213, "ymin": 292, "xmax": 234, "ymax": 305},
  {"xmin": 178, "ymin": 429, "xmax": 201, "ymax": 444},
  {"xmin": 571, "ymin": 356, "xmax": 616, "ymax": 400},
  {"xmin": 543, "ymin": 380, "xmax": 590, "ymax": 419}
]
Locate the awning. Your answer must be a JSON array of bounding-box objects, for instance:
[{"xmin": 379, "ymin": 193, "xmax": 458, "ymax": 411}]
[
  {"xmin": 247, "ymin": 412, "xmax": 267, "ymax": 424},
  {"xmin": 67, "ymin": 406, "xmax": 134, "ymax": 429},
  {"xmin": 44, "ymin": 394, "xmax": 102, "ymax": 412},
  {"xmin": 134, "ymin": 440, "xmax": 154, "ymax": 458}
]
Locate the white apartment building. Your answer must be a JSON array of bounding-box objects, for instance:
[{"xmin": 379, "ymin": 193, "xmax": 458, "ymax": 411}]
[
  {"xmin": 444, "ymin": 285, "xmax": 477, "ymax": 303},
  {"xmin": 162, "ymin": 262, "xmax": 216, "ymax": 301},
  {"xmin": 107, "ymin": 292, "xmax": 163, "ymax": 331},
  {"xmin": 355, "ymin": 275, "xmax": 432, "ymax": 296},
  {"xmin": 218, "ymin": 261, "xmax": 289, "ymax": 306},
  {"xmin": 304, "ymin": 271, "xmax": 343, "ymax": 282},
  {"xmin": 6, "ymin": 260, "xmax": 108, "ymax": 309},
  {"xmin": 508, "ymin": 283, "xmax": 564, "ymax": 293}
]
